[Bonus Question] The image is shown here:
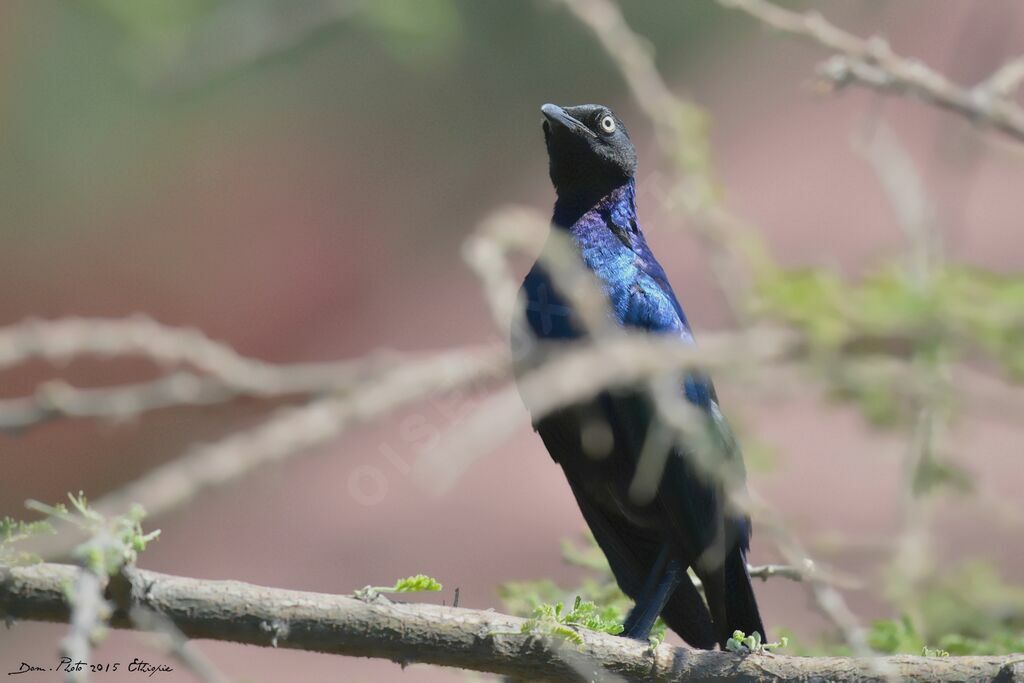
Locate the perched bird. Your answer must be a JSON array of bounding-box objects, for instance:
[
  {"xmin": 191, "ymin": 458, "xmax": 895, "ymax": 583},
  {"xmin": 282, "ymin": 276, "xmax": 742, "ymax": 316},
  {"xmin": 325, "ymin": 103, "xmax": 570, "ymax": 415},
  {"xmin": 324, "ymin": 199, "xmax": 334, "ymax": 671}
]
[{"xmin": 516, "ymin": 103, "xmax": 765, "ymax": 649}]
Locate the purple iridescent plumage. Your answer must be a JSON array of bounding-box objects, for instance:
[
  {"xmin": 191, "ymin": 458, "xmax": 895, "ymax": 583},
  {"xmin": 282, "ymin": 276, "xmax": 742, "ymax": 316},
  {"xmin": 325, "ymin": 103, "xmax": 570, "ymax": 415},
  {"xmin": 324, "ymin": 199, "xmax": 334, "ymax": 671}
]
[{"xmin": 516, "ymin": 103, "xmax": 765, "ymax": 649}]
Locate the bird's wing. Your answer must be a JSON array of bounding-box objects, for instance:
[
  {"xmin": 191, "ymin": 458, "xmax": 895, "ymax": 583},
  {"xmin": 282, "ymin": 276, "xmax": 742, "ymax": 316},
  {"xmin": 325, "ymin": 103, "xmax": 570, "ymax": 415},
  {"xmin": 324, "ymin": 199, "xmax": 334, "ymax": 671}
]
[
  {"xmin": 535, "ymin": 395, "xmax": 719, "ymax": 649},
  {"xmin": 622, "ymin": 272, "xmax": 751, "ymax": 550}
]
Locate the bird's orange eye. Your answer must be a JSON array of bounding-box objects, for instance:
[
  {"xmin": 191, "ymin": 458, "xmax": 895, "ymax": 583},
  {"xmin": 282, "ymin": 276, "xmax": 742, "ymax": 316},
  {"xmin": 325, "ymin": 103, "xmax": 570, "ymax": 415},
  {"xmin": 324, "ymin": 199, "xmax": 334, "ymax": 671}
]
[{"xmin": 599, "ymin": 115, "xmax": 616, "ymax": 133}]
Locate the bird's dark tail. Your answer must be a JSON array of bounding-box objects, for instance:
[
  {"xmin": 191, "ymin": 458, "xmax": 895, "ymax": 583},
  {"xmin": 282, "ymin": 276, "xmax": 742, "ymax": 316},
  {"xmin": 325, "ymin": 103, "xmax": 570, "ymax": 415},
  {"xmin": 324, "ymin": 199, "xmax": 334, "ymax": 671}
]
[
  {"xmin": 658, "ymin": 572, "xmax": 718, "ymax": 649},
  {"xmin": 699, "ymin": 542, "xmax": 766, "ymax": 649},
  {"xmin": 722, "ymin": 544, "xmax": 765, "ymax": 645}
]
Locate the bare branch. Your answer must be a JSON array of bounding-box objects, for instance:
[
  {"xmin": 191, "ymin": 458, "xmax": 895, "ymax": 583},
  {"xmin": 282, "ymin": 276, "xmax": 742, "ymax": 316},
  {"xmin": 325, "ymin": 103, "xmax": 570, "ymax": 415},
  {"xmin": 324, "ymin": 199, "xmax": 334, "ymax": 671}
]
[
  {"xmin": 716, "ymin": 0, "xmax": 1024, "ymax": 144},
  {"xmin": 3, "ymin": 563, "xmax": 1022, "ymax": 682},
  {"xmin": 0, "ymin": 373, "xmax": 241, "ymax": 433},
  {"xmin": 23, "ymin": 345, "xmax": 507, "ymax": 560},
  {"xmin": 0, "ymin": 316, "xmax": 388, "ymax": 396}
]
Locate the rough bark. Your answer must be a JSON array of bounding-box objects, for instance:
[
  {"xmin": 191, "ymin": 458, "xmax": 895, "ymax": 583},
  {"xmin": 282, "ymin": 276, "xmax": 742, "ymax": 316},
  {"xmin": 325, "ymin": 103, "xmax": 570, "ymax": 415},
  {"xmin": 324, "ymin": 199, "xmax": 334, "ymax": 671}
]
[{"xmin": 1, "ymin": 563, "xmax": 1021, "ymax": 682}]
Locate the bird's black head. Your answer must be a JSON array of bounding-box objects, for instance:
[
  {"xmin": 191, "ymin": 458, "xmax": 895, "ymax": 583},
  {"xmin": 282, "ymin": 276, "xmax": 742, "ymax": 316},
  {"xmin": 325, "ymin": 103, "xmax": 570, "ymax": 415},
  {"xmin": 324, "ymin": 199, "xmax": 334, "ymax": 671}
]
[{"xmin": 541, "ymin": 103, "xmax": 636, "ymax": 201}]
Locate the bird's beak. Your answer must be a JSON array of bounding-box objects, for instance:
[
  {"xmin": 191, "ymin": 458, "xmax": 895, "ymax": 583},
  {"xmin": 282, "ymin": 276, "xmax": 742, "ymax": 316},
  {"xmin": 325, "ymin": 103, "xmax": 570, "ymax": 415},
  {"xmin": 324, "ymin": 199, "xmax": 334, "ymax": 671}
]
[{"xmin": 541, "ymin": 103, "xmax": 596, "ymax": 138}]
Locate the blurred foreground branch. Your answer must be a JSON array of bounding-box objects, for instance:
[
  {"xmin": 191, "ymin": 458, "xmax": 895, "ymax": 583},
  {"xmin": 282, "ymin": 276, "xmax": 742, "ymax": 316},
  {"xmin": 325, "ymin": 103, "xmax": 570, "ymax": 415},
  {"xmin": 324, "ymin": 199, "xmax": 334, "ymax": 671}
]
[
  {"xmin": 2, "ymin": 563, "xmax": 1021, "ymax": 683},
  {"xmin": 14, "ymin": 341, "xmax": 505, "ymax": 560},
  {"xmin": 716, "ymin": 0, "xmax": 1024, "ymax": 144},
  {"xmin": 8, "ymin": 305, "xmax": 1020, "ymax": 563},
  {"xmin": 0, "ymin": 316, "xmax": 400, "ymax": 433}
]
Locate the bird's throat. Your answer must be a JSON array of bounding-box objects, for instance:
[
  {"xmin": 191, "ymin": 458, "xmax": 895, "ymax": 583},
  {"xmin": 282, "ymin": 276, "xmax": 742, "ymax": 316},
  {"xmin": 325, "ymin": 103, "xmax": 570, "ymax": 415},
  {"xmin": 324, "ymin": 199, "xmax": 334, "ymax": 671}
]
[{"xmin": 552, "ymin": 178, "xmax": 637, "ymax": 231}]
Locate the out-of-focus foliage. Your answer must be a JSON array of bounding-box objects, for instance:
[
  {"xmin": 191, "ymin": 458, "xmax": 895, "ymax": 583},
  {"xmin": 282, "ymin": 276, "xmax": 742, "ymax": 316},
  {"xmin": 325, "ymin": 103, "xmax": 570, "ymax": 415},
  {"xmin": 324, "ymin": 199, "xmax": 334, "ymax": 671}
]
[
  {"xmin": 781, "ymin": 561, "xmax": 1024, "ymax": 656},
  {"xmin": 906, "ymin": 562, "xmax": 1024, "ymax": 654},
  {"xmin": 0, "ymin": 516, "xmax": 54, "ymax": 566},
  {"xmin": 354, "ymin": 0, "xmax": 462, "ymax": 68},
  {"xmin": 755, "ymin": 265, "xmax": 1024, "ymax": 444},
  {"xmin": 92, "ymin": 0, "xmax": 215, "ymax": 51},
  {"xmin": 757, "ymin": 266, "xmax": 1024, "ymax": 377}
]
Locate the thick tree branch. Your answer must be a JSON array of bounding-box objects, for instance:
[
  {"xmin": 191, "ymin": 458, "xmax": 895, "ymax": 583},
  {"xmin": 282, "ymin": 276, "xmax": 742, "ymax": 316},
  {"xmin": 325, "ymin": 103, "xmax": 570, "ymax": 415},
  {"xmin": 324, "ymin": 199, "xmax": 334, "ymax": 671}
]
[{"xmin": 1, "ymin": 563, "xmax": 1021, "ymax": 682}]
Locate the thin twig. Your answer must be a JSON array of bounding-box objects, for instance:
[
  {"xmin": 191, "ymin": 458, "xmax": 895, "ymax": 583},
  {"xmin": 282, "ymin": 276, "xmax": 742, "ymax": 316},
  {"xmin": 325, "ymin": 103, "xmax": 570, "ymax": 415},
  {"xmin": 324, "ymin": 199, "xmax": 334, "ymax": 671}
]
[{"xmin": 981, "ymin": 55, "xmax": 1024, "ymax": 98}]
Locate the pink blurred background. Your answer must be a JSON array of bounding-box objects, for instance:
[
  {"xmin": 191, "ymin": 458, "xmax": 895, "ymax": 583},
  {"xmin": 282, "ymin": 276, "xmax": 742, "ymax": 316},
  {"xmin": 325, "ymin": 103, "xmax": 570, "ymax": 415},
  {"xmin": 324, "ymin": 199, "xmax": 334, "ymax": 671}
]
[{"xmin": 2, "ymin": 1, "xmax": 1023, "ymax": 680}]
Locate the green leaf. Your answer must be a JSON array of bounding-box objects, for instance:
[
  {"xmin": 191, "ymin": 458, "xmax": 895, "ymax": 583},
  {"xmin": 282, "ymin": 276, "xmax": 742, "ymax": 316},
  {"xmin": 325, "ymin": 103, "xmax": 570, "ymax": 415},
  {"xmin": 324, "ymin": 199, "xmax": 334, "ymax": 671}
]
[
  {"xmin": 392, "ymin": 574, "xmax": 442, "ymax": 593},
  {"xmin": 355, "ymin": 574, "xmax": 444, "ymax": 601},
  {"xmin": 725, "ymin": 629, "xmax": 787, "ymax": 654}
]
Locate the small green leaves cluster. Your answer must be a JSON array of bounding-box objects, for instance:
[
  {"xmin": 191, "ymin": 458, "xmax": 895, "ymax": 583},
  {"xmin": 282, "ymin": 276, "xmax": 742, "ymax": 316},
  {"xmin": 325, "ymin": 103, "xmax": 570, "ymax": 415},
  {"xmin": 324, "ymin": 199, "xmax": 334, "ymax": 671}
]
[
  {"xmin": 26, "ymin": 493, "xmax": 160, "ymax": 577},
  {"xmin": 726, "ymin": 629, "xmax": 787, "ymax": 654},
  {"xmin": 500, "ymin": 534, "xmax": 667, "ymax": 647},
  {"xmin": 0, "ymin": 516, "xmax": 55, "ymax": 565},
  {"xmin": 392, "ymin": 574, "xmax": 442, "ymax": 592},
  {"xmin": 520, "ymin": 596, "xmax": 624, "ymax": 646},
  {"xmin": 355, "ymin": 574, "xmax": 443, "ymax": 601}
]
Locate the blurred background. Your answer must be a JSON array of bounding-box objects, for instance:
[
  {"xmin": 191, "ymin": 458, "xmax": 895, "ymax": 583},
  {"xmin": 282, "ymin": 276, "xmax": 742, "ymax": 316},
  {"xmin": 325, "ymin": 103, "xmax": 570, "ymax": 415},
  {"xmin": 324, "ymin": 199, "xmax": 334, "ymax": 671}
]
[{"xmin": 2, "ymin": 0, "xmax": 1024, "ymax": 680}]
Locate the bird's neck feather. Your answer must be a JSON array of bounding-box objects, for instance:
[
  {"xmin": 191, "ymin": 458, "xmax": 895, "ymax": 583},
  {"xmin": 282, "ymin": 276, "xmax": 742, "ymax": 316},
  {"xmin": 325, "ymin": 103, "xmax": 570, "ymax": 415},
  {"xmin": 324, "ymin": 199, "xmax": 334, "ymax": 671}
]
[{"xmin": 552, "ymin": 178, "xmax": 637, "ymax": 231}]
